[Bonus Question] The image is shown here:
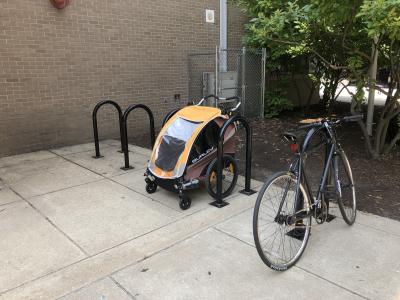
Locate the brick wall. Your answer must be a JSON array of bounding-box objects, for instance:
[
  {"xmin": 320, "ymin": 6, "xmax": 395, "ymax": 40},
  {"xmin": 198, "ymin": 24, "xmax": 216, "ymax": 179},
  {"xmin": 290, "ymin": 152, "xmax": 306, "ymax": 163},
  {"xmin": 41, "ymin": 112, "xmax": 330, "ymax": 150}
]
[
  {"xmin": 0, "ymin": 0, "xmax": 247, "ymax": 157},
  {"xmin": 228, "ymin": 5, "xmax": 248, "ymax": 49}
]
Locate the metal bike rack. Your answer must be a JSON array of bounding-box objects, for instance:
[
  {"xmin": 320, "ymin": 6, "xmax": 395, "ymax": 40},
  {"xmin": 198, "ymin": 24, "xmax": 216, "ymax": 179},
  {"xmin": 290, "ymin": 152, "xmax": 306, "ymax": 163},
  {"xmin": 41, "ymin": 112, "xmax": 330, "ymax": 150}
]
[
  {"xmin": 121, "ymin": 104, "xmax": 155, "ymax": 170},
  {"xmin": 92, "ymin": 100, "xmax": 125, "ymax": 158},
  {"xmin": 210, "ymin": 115, "xmax": 256, "ymax": 208}
]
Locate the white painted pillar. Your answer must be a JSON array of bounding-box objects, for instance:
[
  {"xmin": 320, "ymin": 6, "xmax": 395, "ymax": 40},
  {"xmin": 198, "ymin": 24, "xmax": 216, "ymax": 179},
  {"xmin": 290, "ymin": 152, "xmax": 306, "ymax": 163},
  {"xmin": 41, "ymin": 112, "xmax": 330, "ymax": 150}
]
[
  {"xmin": 367, "ymin": 36, "xmax": 379, "ymax": 136},
  {"xmin": 219, "ymin": 0, "xmax": 227, "ymax": 72}
]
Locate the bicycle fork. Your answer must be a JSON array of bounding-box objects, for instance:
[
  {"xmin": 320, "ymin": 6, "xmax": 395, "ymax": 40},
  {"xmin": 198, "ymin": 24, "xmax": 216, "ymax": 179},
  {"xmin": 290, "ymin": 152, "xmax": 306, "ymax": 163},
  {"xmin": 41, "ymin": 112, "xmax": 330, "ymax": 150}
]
[{"xmin": 333, "ymin": 152, "xmax": 343, "ymax": 199}]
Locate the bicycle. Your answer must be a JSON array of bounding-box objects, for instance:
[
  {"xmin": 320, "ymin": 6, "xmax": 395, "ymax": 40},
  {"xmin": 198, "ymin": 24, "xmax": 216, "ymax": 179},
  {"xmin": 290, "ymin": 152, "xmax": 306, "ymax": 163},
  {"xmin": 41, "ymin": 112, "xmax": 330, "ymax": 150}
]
[{"xmin": 253, "ymin": 115, "xmax": 363, "ymax": 271}]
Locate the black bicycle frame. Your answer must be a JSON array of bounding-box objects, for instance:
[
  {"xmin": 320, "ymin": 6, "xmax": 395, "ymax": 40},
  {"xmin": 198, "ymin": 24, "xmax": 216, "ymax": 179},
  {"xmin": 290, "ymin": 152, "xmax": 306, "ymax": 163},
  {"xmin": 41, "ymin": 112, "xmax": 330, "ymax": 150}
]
[{"xmin": 283, "ymin": 123, "xmax": 339, "ymax": 221}]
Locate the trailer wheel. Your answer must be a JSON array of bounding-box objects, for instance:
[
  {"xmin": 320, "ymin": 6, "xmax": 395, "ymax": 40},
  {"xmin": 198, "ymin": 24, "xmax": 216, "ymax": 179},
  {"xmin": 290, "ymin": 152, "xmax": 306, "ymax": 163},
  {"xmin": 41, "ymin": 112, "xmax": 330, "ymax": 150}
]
[
  {"xmin": 179, "ymin": 194, "xmax": 191, "ymax": 210},
  {"xmin": 146, "ymin": 181, "xmax": 157, "ymax": 194},
  {"xmin": 205, "ymin": 155, "xmax": 238, "ymax": 199}
]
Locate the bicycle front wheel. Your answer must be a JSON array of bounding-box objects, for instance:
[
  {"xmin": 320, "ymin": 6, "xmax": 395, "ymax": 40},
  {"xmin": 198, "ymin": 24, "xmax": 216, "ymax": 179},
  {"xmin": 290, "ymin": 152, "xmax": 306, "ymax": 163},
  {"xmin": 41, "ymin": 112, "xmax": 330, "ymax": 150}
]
[
  {"xmin": 253, "ymin": 171, "xmax": 311, "ymax": 271},
  {"xmin": 335, "ymin": 150, "xmax": 357, "ymax": 225}
]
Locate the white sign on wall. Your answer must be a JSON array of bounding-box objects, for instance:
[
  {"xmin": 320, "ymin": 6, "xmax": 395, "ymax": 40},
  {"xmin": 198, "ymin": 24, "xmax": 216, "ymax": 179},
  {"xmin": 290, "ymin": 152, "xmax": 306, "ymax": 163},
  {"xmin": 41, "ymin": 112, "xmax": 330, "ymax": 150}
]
[{"xmin": 205, "ymin": 9, "xmax": 215, "ymax": 23}]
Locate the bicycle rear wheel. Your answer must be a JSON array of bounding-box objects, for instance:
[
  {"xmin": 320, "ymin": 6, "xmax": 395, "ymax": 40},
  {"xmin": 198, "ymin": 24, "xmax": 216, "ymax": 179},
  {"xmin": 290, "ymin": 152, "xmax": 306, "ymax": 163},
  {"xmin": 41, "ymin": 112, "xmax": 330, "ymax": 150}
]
[
  {"xmin": 253, "ymin": 171, "xmax": 311, "ymax": 271},
  {"xmin": 335, "ymin": 150, "xmax": 356, "ymax": 225}
]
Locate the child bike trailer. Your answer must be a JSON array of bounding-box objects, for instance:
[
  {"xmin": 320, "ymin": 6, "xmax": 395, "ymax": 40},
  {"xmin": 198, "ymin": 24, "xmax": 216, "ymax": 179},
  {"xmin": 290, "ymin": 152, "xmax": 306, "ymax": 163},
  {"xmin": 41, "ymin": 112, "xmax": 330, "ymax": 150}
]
[{"xmin": 144, "ymin": 104, "xmax": 239, "ymax": 210}]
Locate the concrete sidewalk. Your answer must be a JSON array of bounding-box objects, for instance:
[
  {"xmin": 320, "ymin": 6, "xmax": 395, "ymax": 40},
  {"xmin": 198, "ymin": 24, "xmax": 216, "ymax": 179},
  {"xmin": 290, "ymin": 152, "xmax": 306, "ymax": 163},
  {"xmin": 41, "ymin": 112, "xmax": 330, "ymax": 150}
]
[{"xmin": 0, "ymin": 140, "xmax": 399, "ymax": 300}]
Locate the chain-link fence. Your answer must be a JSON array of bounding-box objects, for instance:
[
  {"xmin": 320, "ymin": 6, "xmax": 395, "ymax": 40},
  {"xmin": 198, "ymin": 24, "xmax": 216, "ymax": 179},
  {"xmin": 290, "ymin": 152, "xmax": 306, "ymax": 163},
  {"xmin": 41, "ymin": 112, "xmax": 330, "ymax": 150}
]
[
  {"xmin": 187, "ymin": 47, "xmax": 266, "ymax": 118},
  {"xmin": 187, "ymin": 50, "xmax": 216, "ymax": 106},
  {"xmin": 241, "ymin": 48, "xmax": 266, "ymax": 118}
]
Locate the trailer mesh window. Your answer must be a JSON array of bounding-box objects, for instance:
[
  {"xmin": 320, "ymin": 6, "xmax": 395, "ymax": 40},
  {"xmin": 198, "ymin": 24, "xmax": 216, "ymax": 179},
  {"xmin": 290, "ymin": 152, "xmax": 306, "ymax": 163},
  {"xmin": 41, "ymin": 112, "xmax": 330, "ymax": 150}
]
[{"xmin": 155, "ymin": 117, "xmax": 202, "ymax": 171}]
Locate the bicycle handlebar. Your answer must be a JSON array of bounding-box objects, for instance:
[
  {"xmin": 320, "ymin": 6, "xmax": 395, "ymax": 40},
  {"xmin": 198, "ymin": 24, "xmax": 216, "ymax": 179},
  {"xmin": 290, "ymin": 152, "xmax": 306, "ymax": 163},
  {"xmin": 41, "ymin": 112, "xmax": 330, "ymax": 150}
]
[
  {"xmin": 196, "ymin": 95, "xmax": 219, "ymax": 106},
  {"xmin": 204, "ymin": 94, "xmax": 219, "ymax": 100},
  {"xmin": 297, "ymin": 114, "xmax": 363, "ymax": 131},
  {"xmin": 196, "ymin": 95, "xmax": 242, "ymax": 113},
  {"xmin": 224, "ymin": 96, "xmax": 240, "ymax": 101},
  {"xmin": 298, "ymin": 122, "xmax": 322, "ymax": 130}
]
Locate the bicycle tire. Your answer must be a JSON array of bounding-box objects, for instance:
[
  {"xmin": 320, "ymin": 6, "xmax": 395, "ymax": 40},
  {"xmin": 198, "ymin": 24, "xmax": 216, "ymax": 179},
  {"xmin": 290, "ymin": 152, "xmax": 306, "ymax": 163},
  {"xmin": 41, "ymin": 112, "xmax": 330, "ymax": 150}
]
[
  {"xmin": 205, "ymin": 155, "xmax": 238, "ymax": 199},
  {"xmin": 253, "ymin": 171, "xmax": 311, "ymax": 271},
  {"xmin": 335, "ymin": 150, "xmax": 357, "ymax": 225}
]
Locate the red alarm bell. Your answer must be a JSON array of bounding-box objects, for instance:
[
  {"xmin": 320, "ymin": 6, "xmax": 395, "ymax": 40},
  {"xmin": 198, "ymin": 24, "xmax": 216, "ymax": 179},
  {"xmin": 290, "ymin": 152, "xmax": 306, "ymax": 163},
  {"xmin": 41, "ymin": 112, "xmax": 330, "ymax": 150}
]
[{"xmin": 50, "ymin": 0, "xmax": 70, "ymax": 9}]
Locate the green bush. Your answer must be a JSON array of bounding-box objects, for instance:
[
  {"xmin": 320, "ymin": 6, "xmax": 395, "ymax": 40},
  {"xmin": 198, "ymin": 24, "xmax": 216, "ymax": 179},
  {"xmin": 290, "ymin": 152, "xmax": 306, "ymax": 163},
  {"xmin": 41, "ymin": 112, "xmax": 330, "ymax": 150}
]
[{"xmin": 264, "ymin": 89, "xmax": 294, "ymax": 118}]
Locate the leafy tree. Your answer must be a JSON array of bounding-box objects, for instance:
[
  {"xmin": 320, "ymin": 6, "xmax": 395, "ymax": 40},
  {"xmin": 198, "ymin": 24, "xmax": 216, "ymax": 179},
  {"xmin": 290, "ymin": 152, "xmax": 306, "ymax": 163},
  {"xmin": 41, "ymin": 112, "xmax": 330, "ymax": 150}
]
[{"xmin": 234, "ymin": 0, "xmax": 400, "ymax": 158}]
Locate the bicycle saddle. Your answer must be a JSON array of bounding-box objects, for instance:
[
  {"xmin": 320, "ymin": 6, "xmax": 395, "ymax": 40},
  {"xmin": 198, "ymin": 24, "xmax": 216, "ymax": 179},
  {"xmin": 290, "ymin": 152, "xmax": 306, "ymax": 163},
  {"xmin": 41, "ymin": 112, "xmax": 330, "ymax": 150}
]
[{"xmin": 283, "ymin": 132, "xmax": 298, "ymax": 143}]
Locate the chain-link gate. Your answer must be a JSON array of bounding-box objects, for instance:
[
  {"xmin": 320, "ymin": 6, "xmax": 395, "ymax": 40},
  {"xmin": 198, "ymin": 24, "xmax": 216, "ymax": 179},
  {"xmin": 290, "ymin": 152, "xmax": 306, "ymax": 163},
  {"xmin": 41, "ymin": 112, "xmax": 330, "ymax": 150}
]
[{"xmin": 187, "ymin": 47, "xmax": 266, "ymax": 118}]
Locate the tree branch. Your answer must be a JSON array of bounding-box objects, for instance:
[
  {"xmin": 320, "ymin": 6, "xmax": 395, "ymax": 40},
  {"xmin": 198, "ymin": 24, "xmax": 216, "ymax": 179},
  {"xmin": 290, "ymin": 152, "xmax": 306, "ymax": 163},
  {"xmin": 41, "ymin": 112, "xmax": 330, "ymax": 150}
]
[{"xmin": 266, "ymin": 37, "xmax": 347, "ymax": 70}]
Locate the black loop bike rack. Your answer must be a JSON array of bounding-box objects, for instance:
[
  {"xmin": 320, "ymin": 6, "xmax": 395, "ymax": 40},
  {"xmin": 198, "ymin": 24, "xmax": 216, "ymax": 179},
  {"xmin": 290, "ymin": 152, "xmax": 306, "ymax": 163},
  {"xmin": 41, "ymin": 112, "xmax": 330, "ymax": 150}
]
[
  {"xmin": 210, "ymin": 115, "xmax": 256, "ymax": 208},
  {"xmin": 121, "ymin": 104, "xmax": 155, "ymax": 170},
  {"xmin": 92, "ymin": 100, "xmax": 125, "ymax": 158},
  {"xmin": 162, "ymin": 108, "xmax": 180, "ymax": 127}
]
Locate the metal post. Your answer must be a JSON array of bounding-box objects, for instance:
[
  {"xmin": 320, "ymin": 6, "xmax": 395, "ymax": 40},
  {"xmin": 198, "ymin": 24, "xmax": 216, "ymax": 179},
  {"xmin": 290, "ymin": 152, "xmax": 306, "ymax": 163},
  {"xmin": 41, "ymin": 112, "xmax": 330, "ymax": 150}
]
[
  {"xmin": 240, "ymin": 123, "xmax": 254, "ymax": 195},
  {"xmin": 92, "ymin": 113, "xmax": 101, "ymax": 158},
  {"xmin": 92, "ymin": 100, "xmax": 124, "ymax": 158},
  {"xmin": 215, "ymin": 45, "xmax": 220, "ymax": 107},
  {"xmin": 241, "ymin": 47, "xmax": 247, "ymax": 116},
  {"xmin": 260, "ymin": 48, "xmax": 267, "ymax": 118},
  {"xmin": 121, "ymin": 104, "xmax": 155, "ymax": 170},
  {"xmin": 219, "ymin": 0, "xmax": 228, "ymax": 73},
  {"xmin": 214, "ymin": 134, "xmax": 228, "ymax": 207},
  {"xmin": 210, "ymin": 116, "xmax": 256, "ymax": 208}
]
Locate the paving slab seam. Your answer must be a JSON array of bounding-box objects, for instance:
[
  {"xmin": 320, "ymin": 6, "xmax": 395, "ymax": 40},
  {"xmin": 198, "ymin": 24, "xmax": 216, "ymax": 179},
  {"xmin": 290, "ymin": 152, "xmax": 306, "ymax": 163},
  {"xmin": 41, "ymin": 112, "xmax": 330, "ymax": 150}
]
[
  {"xmin": 46, "ymin": 150, "xmax": 180, "ymax": 214},
  {"xmin": 0, "ymin": 152, "xmax": 57, "ymax": 170},
  {"xmin": 50, "ymin": 145, "xmax": 257, "ymax": 215},
  {"xmin": 48, "ymin": 150, "xmax": 160, "ymax": 210},
  {"xmin": 51, "ymin": 143, "xmax": 113, "ymax": 156},
  {"xmin": 212, "ymin": 227, "xmax": 370, "ymax": 300},
  {"xmin": 0, "ymin": 253, "xmax": 91, "ymax": 297},
  {"xmin": 52, "ymin": 190, "xmax": 251, "ymax": 276},
  {"xmin": 0, "ymin": 197, "xmax": 257, "ymax": 298},
  {"xmin": 10, "ymin": 221, "xmax": 201, "ymax": 298},
  {"xmin": 0, "ymin": 200, "xmax": 22, "ymax": 207},
  {"xmin": 107, "ymin": 173, "xmax": 247, "ymax": 216},
  {"xmin": 52, "ymin": 147, "xmax": 256, "ymax": 215},
  {"xmin": 105, "ymin": 228, "xmax": 216, "ymax": 279},
  {"xmin": 106, "ymin": 176, "xmax": 189, "ymax": 214},
  {"xmin": 322, "ymin": 206, "xmax": 400, "ymax": 238},
  {"xmin": 1, "ymin": 146, "xmax": 260, "ymax": 298},
  {"xmin": 355, "ymin": 219, "xmax": 400, "ymax": 238},
  {"xmin": 0, "ymin": 202, "xmax": 219, "ymax": 296},
  {"xmin": 58, "ymin": 200, "xmax": 255, "ymax": 292},
  {"xmin": 0, "ymin": 212, "xmax": 228, "ymax": 297},
  {"xmin": 104, "ymin": 204, "xmax": 255, "ymax": 278},
  {"xmin": 75, "ymin": 209, "xmax": 204, "ymax": 258},
  {"xmin": 109, "ymin": 277, "xmax": 137, "ymax": 300},
  {"xmin": 81, "ymin": 191, "xmax": 252, "ymax": 258},
  {"xmin": 24, "ymin": 178, "xmax": 106, "ymax": 200},
  {"xmin": 50, "ymin": 151, "xmax": 181, "ymax": 213},
  {"xmin": 51, "ymin": 149, "xmax": 400, "ymax": 242},
  {"xmin": 53, "ymin": 276, "xmax": 107, "ymax": 300},
  {"xmin": 213, "ymin": 225, "xmax": 254, "ymax": 248},
  {"xmin": 108, "ymin": 172, "xmax": 254, "ymax": 214},
  {"xmin": 7, "ymin": 185, "xmax": 91, "ymax": 257},
  {"xmin": 296, "ymin": 266, "xmax": 371, "ymax": 300},
  {"xmin": 48, "ymin": 150, "xmax": 138, "ymax": 178},
  {"xmin": 54, "ymin": 276, "xmax": 138, "ymax": 300}
]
